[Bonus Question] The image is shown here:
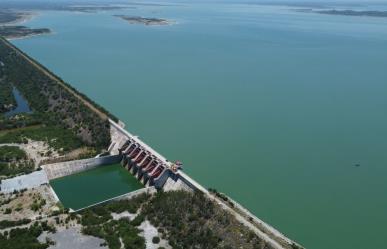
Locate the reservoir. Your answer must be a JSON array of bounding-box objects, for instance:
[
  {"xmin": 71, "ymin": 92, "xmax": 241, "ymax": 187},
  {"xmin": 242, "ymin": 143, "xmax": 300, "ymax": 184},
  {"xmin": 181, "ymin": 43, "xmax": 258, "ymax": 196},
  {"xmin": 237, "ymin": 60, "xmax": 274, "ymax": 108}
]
[
  {"xmin": 50, "ymin": 163, "xmax": 143, "ymax": 210},
  {"xmin": 13, "ymin": 2, "xmax": 387, "ymax": 248}
]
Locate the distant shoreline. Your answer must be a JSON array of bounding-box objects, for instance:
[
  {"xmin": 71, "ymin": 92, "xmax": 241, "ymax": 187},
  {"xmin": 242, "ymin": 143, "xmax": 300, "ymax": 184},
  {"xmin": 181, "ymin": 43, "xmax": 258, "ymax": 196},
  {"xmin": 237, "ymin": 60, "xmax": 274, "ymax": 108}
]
[
  {"xmin": 296, "ymin": 8, "xmax": 387, "ymax": 18},
  {"xmin": 114, "ymin": 15, "xmax": 174, "ymax": 26},
  {"xmin": 6, "ymin": 30, "xmax": 52, "ymax": 41},
  {"xmin": 0, "ymin": 11, "xmax": 38, "ymax": 26},
  {"xmin": 0, "ymin": 11, "xmax": 51, "ymax": 40}
]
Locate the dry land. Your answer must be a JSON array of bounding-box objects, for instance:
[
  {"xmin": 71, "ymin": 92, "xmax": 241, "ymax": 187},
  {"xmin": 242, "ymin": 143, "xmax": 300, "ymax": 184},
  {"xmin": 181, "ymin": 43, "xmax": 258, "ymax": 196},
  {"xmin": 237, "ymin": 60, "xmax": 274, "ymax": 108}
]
[
  {"xmin": 1, "ymin": 188, "xmax": 294, "ymax": 249},
  {"xmin": 115, "ymin": 15, "xmax": 172, "ymax": 26},
  {"xmin": 0, "ymin": 141, "xmax": 59, "ymax": 166},
  {"xmin": 296, "ymin": 8, "xmax": 387, "ymax": 18},
  {"xmin": 0, "ymin": 11, "xmax": 35, "ymax": 26},
  {"xmin": 0, "ymin": 11, "xmax": 50, "ymax": 39},
  {"xmin": 0, "ymin": 185, "xmax": 58, "ymax": 222},
  {"xmin": 0, "ymin": 26, "xmax": 50, "ymax": 40}
]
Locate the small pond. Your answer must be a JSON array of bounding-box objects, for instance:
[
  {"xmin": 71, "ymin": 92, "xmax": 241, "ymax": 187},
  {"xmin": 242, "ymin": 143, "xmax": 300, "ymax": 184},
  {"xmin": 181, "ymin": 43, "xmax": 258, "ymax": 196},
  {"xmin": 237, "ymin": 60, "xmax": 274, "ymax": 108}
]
[{"xmin": 4, "ymin": 87, "xmax": 32, "ymax": 117}]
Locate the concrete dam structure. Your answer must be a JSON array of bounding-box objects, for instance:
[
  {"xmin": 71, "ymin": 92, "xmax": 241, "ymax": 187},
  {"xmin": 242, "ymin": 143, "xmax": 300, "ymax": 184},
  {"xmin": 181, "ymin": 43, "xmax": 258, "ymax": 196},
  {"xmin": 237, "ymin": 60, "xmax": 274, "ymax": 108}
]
[
  {"xmin": 109, "ymin": 120, "xmax": 189, "ymax": 191},
  {"xmin": 119, "ymin": 139, "xmax": 170, "ymax": 189},
  {"xmin": 37, "ymin": 120, "xmax": 187, "ymax": 192}
]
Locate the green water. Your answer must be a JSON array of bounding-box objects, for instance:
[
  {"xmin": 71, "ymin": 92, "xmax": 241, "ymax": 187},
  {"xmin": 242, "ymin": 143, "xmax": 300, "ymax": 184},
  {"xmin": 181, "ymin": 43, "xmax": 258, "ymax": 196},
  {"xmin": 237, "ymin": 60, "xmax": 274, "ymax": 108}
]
[
  {"xmin": 13, "ymin": 2, "xmax": 387, "ymax": 248},
  {"xmin": 50, "ymin": 164, "xmax": 143, "ymax": 210}
]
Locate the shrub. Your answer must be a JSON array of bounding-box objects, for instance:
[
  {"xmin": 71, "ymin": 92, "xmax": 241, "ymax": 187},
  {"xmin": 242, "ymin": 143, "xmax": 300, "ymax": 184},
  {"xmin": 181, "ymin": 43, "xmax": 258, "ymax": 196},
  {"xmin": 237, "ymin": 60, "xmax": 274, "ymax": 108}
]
[
  {"xmin": 0, "ymin": 218, "xmax": 31, "ymax": 229},
  {"xmin": 152, "ymin": 236, "xmax": 160, "ymax": 244},
  {"xmin": 130, "ymin": 214, "xmax": 144, "ymax": 227}
]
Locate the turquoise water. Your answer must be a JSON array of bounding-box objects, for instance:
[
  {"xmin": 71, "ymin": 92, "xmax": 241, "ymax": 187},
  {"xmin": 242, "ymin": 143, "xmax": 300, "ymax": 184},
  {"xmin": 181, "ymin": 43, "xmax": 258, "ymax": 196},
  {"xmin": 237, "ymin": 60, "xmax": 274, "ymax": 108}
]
[
  {"xmin": 13, "ymin": 3, "xmax": 387, "ymax": 248},
  {"xmin": 50, "ymin": 164, "xmax": 143, "ymax": 210}
]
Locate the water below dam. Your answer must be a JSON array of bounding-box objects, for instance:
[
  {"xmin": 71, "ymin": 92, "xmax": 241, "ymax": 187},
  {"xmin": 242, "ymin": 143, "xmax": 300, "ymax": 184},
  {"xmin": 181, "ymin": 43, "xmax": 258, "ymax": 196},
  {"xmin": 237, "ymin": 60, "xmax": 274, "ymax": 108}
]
[
  {"xmin": 50, "ymin": 164, "xmax": 143, "ymax": 210},
  {"xmin": 13, "ymin": 2, "xmax": 387, "ymax": 248}
]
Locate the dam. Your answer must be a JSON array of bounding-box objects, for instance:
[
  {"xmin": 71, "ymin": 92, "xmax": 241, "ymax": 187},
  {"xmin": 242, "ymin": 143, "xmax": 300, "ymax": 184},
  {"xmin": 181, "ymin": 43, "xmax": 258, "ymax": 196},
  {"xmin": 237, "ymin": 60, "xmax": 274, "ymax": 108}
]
[
  {"xmin": 108, "ymin": 119, "xmax": 197, "ymax": 191},
  {"xmin": 1, "ymin": 118, "xmax": 300, "ymax": 249},
  {"xmin": 41, "ymin": 119, "xmax": 192, "ymax": 191},
  {"xmin": 32, "ymin": 119, "xmax": 195, "ymax": 211}
]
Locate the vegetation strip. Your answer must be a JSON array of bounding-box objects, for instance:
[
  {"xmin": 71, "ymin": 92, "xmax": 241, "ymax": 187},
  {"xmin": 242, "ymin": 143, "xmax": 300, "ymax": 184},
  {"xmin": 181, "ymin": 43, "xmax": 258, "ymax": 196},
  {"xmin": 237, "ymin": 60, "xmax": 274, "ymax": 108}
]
[
  {"xmin": 0, "ymin": 37, "xmax": 117, "ymax": 121},
  {"xmin": 0, "ymin": 37, "xmax": 112, "ymax": 156},
  {"xmin": 0, "ymin": 145, "xmax": 34, "ymax": 177}
]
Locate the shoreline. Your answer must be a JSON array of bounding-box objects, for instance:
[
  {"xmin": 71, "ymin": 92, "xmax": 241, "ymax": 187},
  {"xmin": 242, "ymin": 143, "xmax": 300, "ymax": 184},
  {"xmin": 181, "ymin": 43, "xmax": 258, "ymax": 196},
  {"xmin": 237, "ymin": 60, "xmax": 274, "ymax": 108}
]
[
  {"xmin": 1, "ymin": 11, "xmax": 51, "ymax": 41},
  {"xmin": 6, "ymin": 30, "xmax": 52, "ymax": 41},
  {"xmin": 1, "ymin": 11, "xmax": 39, "ymax": 26},
  {"xmin": 114, "ymin": 15, "xmax": 175, "ymax": 26}
]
